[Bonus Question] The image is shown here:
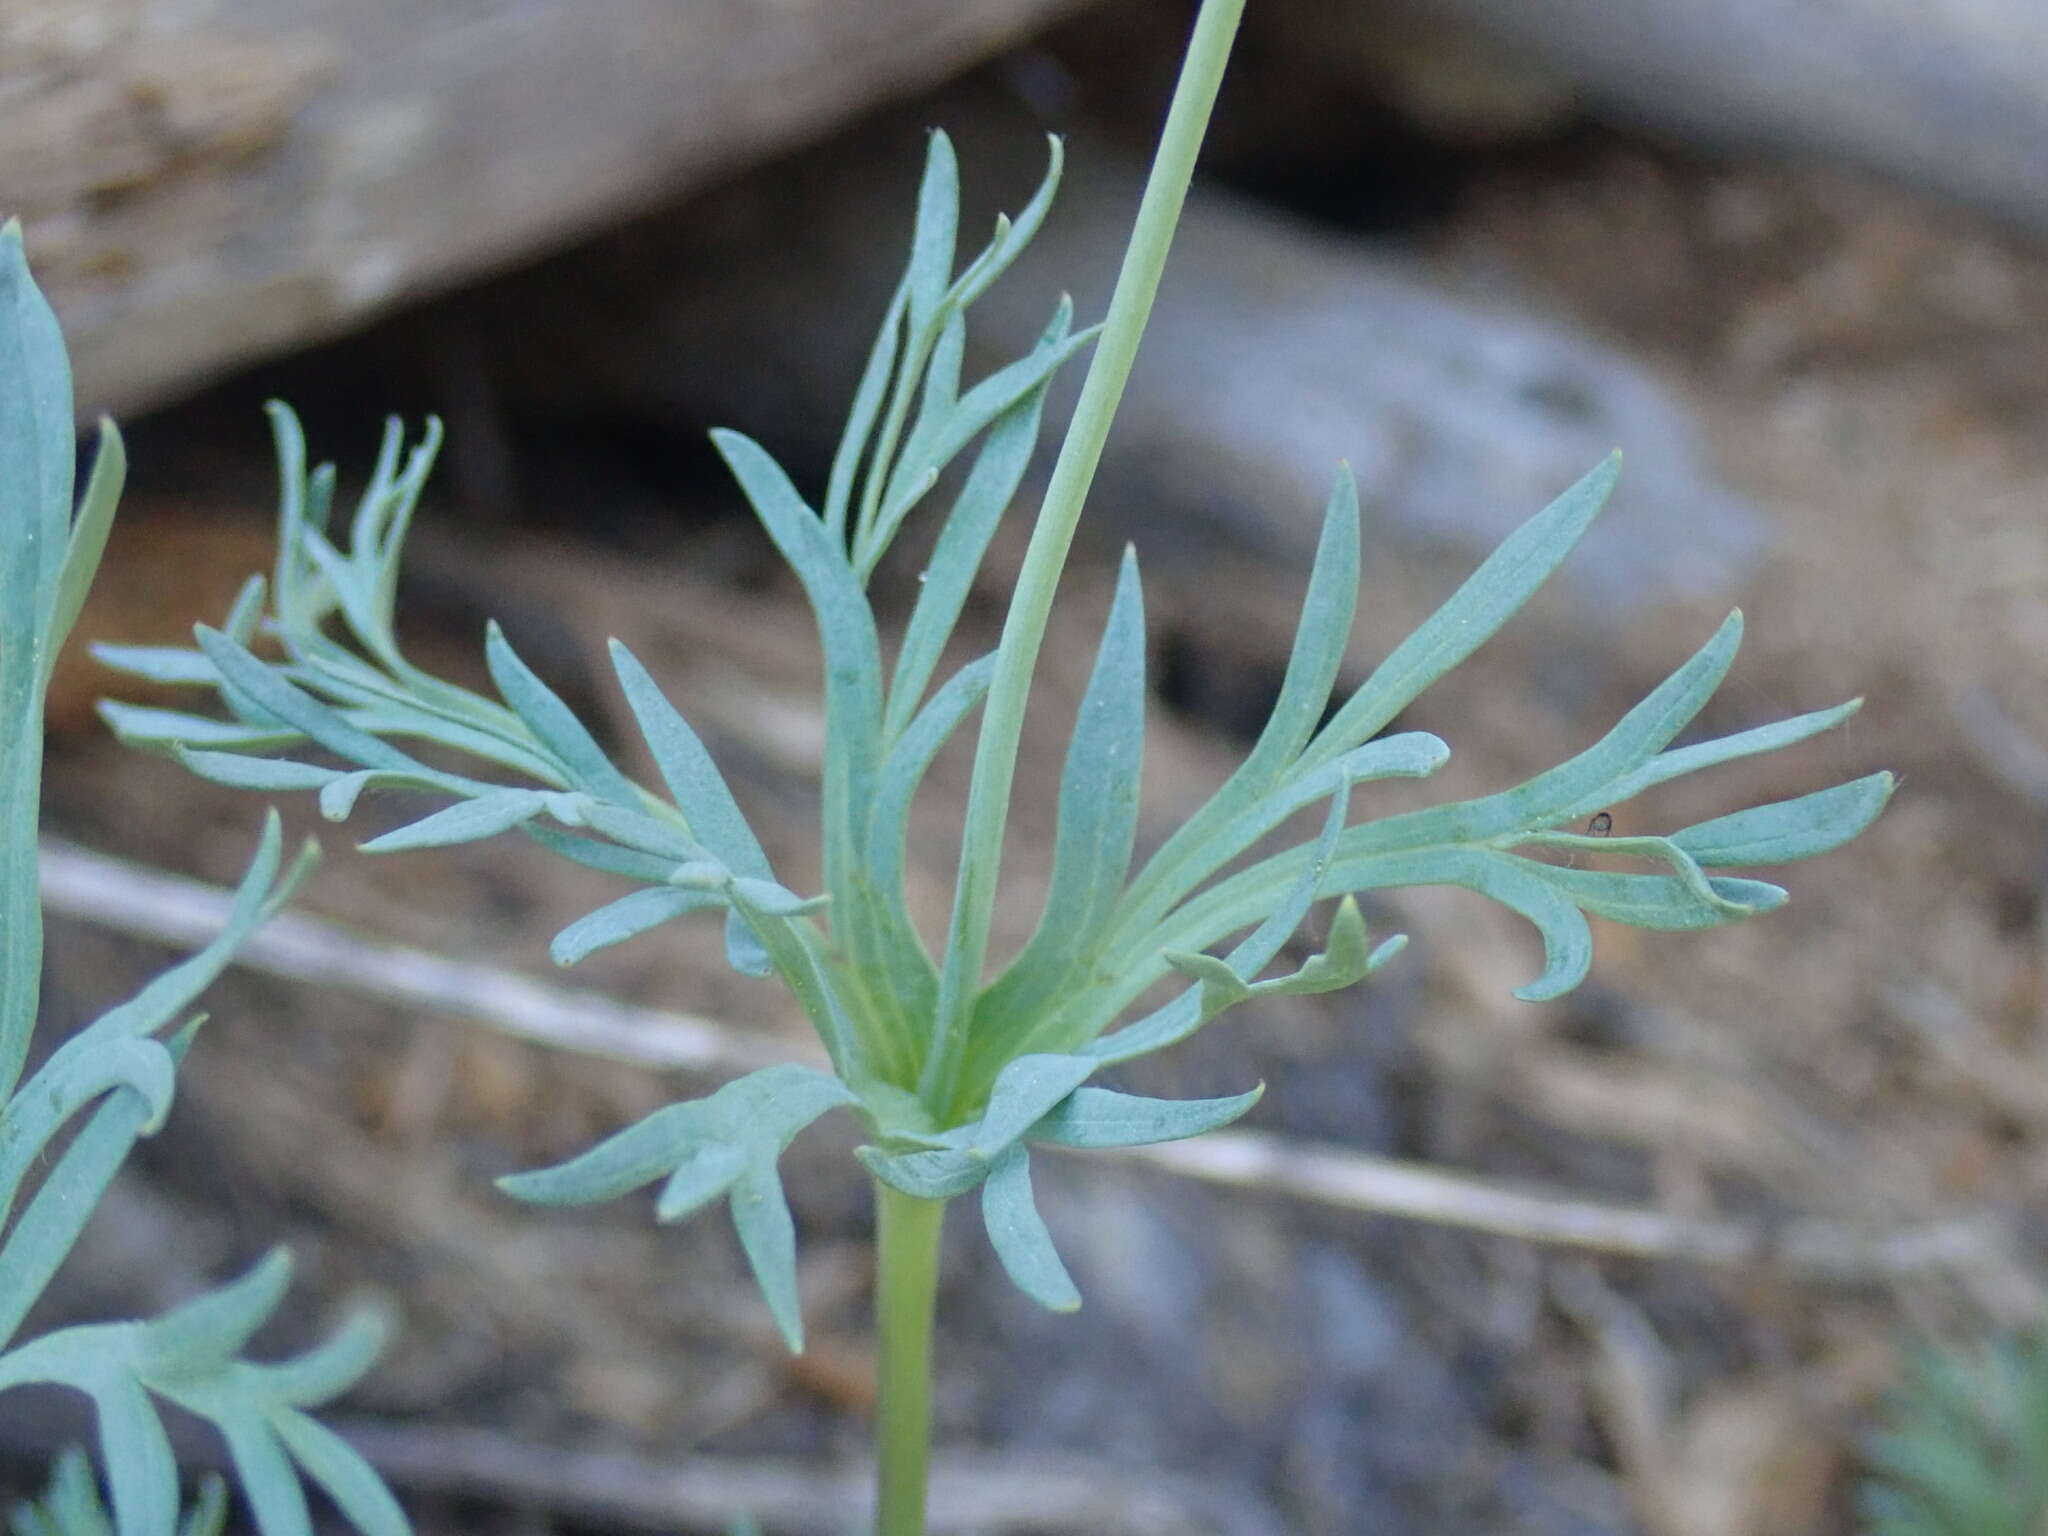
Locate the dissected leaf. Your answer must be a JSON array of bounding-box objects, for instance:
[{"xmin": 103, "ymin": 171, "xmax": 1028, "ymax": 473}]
[
  {"xmin": 1302, "ymin": 452, "xmax": 1620, "ymax": 774},
  {"xmin": 1119, "ymin": 469, "xmax": 1360, "ymax": 921},
  {"xmin": 1085, "ymin": 774, "xmax": 1359, "ymax": 1066},
  {"xmin": 0, "ymin": 1260, "xmax": 404, "ymax": 1536},
  {"xmin": 498, "ymin": 1066, "xmax": 856, "ymax": 1351},
  {"xmin": 193, "ymin": 629, "xmax": 420, "ymax": 776}
]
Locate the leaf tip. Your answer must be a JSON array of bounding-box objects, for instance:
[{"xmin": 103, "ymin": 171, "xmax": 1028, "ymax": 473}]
[{"xmin": 493, "ymin": 1170, "xmax": 540, "ymax": 1200}]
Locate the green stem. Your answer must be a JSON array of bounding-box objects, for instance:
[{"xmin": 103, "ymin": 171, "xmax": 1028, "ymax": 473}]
[
  {"xmin": 873, "ymin": 1182, "xmax": 946, "ymax": 1536},
  {"xmin": 918, "ymin": 0, "xmax": 1247, "ymax": 1114}
]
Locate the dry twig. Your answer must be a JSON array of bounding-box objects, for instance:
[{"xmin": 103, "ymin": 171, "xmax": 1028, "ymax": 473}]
[
  {"xmin": 39, "ymin": 838, "xmax": 2022, "ymax": 1287},
  {"xmin": 332, "ymin": 1418, "xmax": 1291, "ymax": 1535}
]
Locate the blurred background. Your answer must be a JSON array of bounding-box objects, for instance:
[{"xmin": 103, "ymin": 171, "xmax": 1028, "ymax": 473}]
[{"xmin": 10, "ymin": 0, "xmax": 2048, "ymax": 1530}]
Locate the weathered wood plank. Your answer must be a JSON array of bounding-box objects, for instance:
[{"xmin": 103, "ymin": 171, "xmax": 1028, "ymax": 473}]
[
  {"xmin": 0, "ymin": 0, "xmax": 1092, "ymax": 415},
  {"xmin": 1358, "ymin": 0, "xmax": 2048, "ymax": 234}
]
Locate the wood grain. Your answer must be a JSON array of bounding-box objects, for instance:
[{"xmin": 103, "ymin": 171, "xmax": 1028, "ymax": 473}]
[{"xmin": 0, "ymin": 0, "xmax": 1093, "ymax": 415}]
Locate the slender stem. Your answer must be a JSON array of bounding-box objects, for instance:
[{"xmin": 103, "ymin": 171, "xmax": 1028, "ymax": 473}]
[
  {"xmin": 918, "ymin": 0, "xmax": 1247, "ymax": 1114},
  {"xmin": 873, "ymin": 1182, "xmax": 946, "ymax": 1536}
]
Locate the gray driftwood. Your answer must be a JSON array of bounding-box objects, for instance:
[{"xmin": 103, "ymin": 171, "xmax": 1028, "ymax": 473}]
[
  {"xmin": 466, "ymin": 90, "xmax": 1757, "ymax": 608},
  {"xmin": 1357, "ymin": 0, "xmax": 2048, "ymax": 233},
  {"xmin": 0, "ymin": 0, "xmax": 1091, "ymax": 415}
]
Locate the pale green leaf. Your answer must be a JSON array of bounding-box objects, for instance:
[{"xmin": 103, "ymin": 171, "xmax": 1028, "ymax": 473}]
[
  {"xmin": 723, "ymin": 910, "xmax": 774, "ymax": 978},
  {"xmin": 0, "ymin": 222, "xmax": 68, "ymax": 1100},
  {"xmin": 885, "ymin": 302, "xmax": 1069, "ymax": 739},
  {"xmin": 172, "ymin": 750, "xmax": 344, "ymax": 794},
  {"xmin": 729, "ymin": 1162, "xmax": 804, "ymax": 1350},
  {"xmin": 951, "ymin": 135, "xmax": 1063, "ymax": 310},
  {"xmin": 711, "ymin": 430, "xmax": 882, "ymax": 899},
  {"xmin": 179, "ymin": 1478, "xmax": 228, "ymax": 1536},
  {"xmin": 1347, "ymin": 846, "xmax": 1596, "ymax": 1002},
  {"xmin": 356, "ymin": 789, "xmax": 549, "ymax": 853},
  {"xmin": 194, "ymin": 629, "xmax": 419, "ymax": 774},
  {"xmin": 1085, "ymin": 776, "xmax": 1358, "ymax": 1066},
  {"xmin": 1303, "ymin": 452, "xmax": 1620, "ymax": 774},
  {"xmin": 1537, "ymin": 863, "xmax": 1785, "ymax": 927},
  {"xmin": 981, "ymin": 1147, "xmax": 1079, "ymax": 1312},
  {"xmin": 498, "ymin": 1065, "xmax": 852, "ymax": 1350},
  {"xmin": 824, "ymin": 279, "xmax": 908, "ymax": 540},
  {"xmin": 728, "ymin": 877, "xmax": 828, "ymax": 917},
  {"xmin": 270, "ymin": 1410, "xmax": 410, "ymax": 1536},
  {"xmin": 1671, "ymin": 771, "xmax": 1895, "ymax": 867},
  {"xmin": 141, "ymin": 1252, "xmax": 292, "ymax": 1378},
  {"xmin": 0, "ymin": 1089, "xmax": 150, "ymax": 1347},
  {"xmin": 96, "ymin": 702, "xmax": 302, "ymax": 753},
  {"xmin": 42, "ymin": 421, "xmax": 125, "ymax": 681},
  {"xmin": 970, "ymin": 1053, "xmax": 1098, "ymax": 1156},
  {"xmin": 252, "ymin": 1307, "xmax": 390, "ymax": 1409},
  {"xmin": 483, "ymin": 622, "xmax": 639, "ymax": 805},
  {"xmin": 497, "ymin": 1101, "xmax": 718, "ymax": 1207},
  {"xmin": 93, "ymin": 1375, "xmax": 177, "ymax": 1536},
  {"xmin": 1121, "ymin": 469, "xmax": 1360, "ymax": 917},
  {"xmin": 214, "ymin": 1412, "xmax": 311, "ymax": 1536},
  {"xmin": 1031, "ymin": 1084, "xmax": 1264, "ymax": 1149},
  {"xmin": 521, "ymin": 823, "xmax": 681, "ymax": 884},
  {"xmin": 654, "ymin": 1143, "xmax": 750, "ymax": 1222},
  {"xmin": 73, "ymin": 815, "xmax": 305, "ymax": 1053},
  {"xmin": 0, "ymin": 1037, "xmax": 177, "ymax": 1223},
  {"xmin": 1557, "ymin": 699, "xmax": 1864, "ymax": 821},
  {"xmin": 609, "ymin": 639, "xmax": 769, "ymax": 876},
  {"xmin": 551, "ymin": 887, "xmax": 724, "ymax": 967},
  {"xmin": 980, "ymin": 549, "xmax": 1145, "ymax": 1022},
  {"xmin": 90, "ymin": 643, "xmax": 220, "ymax": 686},
  {"xmin": 907, "ymin": 130, "xmax": 960, "ymax": 332},
  {"xmin": 867, "ymin": 654, "xmax": 995, "ymax": 904},
  {"xmin": 853, "ymin": 1144, "xmax": 991, "ymax": 1201}
]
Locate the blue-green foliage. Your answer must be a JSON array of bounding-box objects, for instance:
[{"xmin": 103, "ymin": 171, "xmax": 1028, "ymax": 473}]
[
  {"xmin": 11, "ymin": 1446, "xmax": 225, "ymax": 1536},
  {"xmin": 1862, "ymin": 1330, "xmax": 2048, "ymax": 1536},
  {"xmin": 0, "ymin": 224, "xmax": 407, "ymax": 1535},
  {"xmin": 99, "ymin": 134, "xmax": 1890, "ymax": 1338}
]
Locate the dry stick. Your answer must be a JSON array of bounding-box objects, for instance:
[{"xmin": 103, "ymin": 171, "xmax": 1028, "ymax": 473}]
[
  {"xmin": 38, "ymin": 836, "xmax": 799, "ymax": 1076},
  {"xmin": 331, "ymin": 1421, "xmax": 1291, "ymax": 1536},
  {"xmin": 0, "ymin": 1396, "xmax": 1284, "ymax": 1536},
  {"xmin": 38, "ymin": 837, "xmax": 2017, "ymax": 1286}
]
